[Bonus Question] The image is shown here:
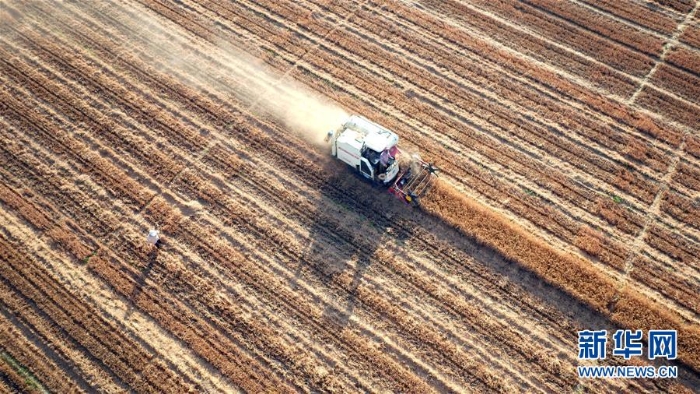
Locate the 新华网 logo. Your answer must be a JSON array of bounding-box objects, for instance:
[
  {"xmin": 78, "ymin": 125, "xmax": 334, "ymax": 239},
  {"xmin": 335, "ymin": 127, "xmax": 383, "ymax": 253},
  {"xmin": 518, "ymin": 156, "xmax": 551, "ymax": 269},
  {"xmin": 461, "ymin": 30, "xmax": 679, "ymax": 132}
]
[
  {"xmin": 576, "ymin": 329, "xmax": 678, "ymax": 379},
  {"xmin": 577, "ymin": 329, "xmax": 677, "ymax": 360}
]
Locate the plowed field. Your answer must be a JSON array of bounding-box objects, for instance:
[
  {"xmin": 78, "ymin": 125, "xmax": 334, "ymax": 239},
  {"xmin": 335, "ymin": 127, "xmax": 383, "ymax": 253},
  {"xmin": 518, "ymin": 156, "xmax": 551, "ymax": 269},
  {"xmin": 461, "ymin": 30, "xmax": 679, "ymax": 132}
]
[{"xmin": 1, "ymin": 0, "xmax": 699, "ymax": 392}]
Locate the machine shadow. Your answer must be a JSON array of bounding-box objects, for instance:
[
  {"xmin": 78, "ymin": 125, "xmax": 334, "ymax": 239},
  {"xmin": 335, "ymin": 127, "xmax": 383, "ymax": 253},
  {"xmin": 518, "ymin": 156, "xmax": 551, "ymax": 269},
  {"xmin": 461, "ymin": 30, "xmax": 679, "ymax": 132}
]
[
  {"xmin": 289, "ymin": 155, "xmax": 700, "ymax": 388},
  {"xmin": 291, "ymin": 158, "xmax": 411, "ymax": 328}
]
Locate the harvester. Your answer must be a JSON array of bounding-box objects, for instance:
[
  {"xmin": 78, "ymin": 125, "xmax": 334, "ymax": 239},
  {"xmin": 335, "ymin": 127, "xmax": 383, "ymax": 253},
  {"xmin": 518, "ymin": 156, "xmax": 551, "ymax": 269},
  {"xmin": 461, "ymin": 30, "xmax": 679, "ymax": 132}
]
[{"xmin": 326, "ymin": 115, "xmax": 438, "ymax": 205}]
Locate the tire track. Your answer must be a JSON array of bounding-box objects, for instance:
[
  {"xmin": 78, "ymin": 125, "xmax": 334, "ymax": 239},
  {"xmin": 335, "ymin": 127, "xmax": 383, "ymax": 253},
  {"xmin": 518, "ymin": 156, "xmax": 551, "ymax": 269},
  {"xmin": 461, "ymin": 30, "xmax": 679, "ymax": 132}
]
[
  {"xmin": 123, "ymin": 0, "xmax": 636, "ymax": 274},
  {"xmin": 79, "ymin": 0, "xmax": 696, "ymax": 326},
  {"xmin": 0, "ymin": 88, "xmax": 295, "ymax": 394},
  {"xmin": 629, "ymin": 0, "xmax": 700, "ymax": 103},
  {"xmin": 0, "ymin": 179, "xmax": 236, "ymax": 393},
  {"xmin": 2, "ymin": 0, "xmax": 699, "ymax": 390},
  {"xmin": 1, "ymin": 54, "xmax": 454, "ymax": 390},
  {"xmin": 2, "ymin": 16, "xmax": 568, "ymax": 390}
]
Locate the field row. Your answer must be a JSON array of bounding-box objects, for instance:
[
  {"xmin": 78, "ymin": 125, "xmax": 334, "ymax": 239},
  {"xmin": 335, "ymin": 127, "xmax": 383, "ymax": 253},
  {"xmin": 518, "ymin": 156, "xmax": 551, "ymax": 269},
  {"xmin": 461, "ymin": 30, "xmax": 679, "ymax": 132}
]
[
  {"xmin": 578, "ymin": 0, "xmax": 683, "ymax": 35},
  {"xmin": 0, "ymin": 46, "xmax": 585, "ymax": 393},
  {"xmin": 418, "ymin": 0, "xmax": 700, "ymax": 127},
  {"xmin": 0, "ymin": 84, "xmax": 289, "ymax": 392},
  {"xmin": 1, "ymin": 0, "xmax": 698, "ymax": 390},
  {"xmin": 0, "ymin": 7, "xmax": 660, "ymax": 390},
  {"xmin": 0, "ymin": 227, "xmax": 193, "ymax": 393},
  {"xmin": 421, "ymin": 180, "xmax": 700, "ymax": 374},
  {"xmin": 115, "ymin": 0, "xmax": 700, "ymax": 318},
  {"xmin": 5, "ymin": 0, "xmax": 697, "ymax": 332},
  {"xmin": 0, "ymin": 82, "xmax": 520, "ymax": 392},
  {"xmin": 119, "ymin": 0, "xmax": 700, "ymax": 312}
]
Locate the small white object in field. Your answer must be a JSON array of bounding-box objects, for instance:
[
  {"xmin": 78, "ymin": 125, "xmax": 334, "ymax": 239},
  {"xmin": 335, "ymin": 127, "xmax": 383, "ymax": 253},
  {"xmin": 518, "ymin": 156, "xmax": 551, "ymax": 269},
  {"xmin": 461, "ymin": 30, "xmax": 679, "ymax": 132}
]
[{"xmin": 147, "ymin": 229, "xmax": 160, "ymax": 245}]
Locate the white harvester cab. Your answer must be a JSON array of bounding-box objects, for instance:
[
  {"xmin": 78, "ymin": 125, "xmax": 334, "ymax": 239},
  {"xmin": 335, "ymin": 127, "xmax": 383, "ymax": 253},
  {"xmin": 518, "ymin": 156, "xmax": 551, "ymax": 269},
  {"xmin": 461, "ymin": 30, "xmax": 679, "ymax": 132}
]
[
  {"xmin": 327, "ymin": 115, "xmax": 400, "ymax": 185},
  {"xmin": 326, "ymin": 115, "xmax": 438, "ymax": 205}
]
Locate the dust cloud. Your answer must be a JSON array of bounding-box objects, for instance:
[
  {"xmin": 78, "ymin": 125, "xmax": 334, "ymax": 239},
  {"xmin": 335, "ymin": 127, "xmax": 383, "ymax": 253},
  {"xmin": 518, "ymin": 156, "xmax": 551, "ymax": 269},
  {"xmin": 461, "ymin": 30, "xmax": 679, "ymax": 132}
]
[
  {"xmin": 202, "ymin": 43, "xmax": 349, "ymax": 147},
  {"xmin": 89, "ymin": 1, "xmax": 348, "ymax": 148},
  {"xmin": 13, "ymin": 0, "xmax": 348, "ymax": 148},
  {"xmin": 248, "ymin": 72, "xmax": 349, "ymax": 148}
]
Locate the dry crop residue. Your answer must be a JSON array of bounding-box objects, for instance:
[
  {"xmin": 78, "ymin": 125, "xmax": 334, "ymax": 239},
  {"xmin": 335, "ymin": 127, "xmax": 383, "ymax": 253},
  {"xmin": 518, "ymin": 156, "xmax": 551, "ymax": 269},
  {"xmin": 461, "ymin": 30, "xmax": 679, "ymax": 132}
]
[{"xmin": 0, "ymin": 0, "xmax": 698, "ymax": 392}]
